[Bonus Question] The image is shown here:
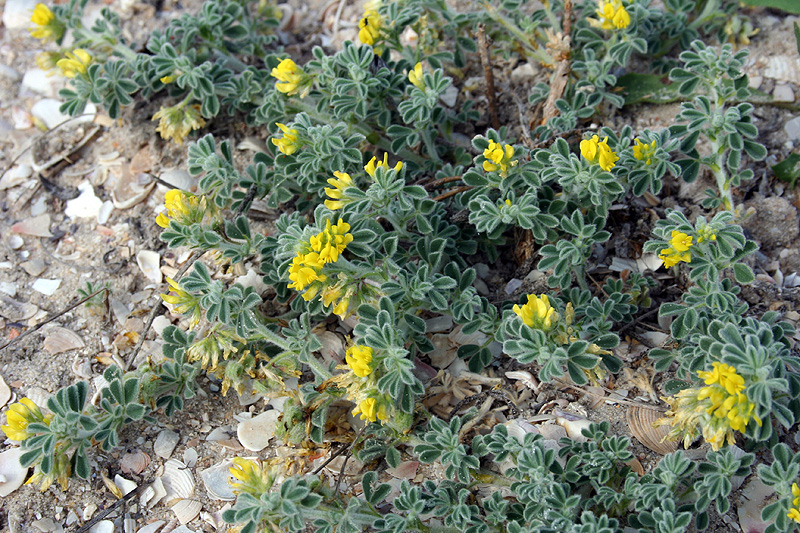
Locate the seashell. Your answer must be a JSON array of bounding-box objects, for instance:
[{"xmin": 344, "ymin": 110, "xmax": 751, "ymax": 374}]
[
  {"xmin": 429, "ymin": 334, "xmax": 455, "ymax": 369},
  {"xmin": 0, "ymin": 375, "xmax": 11, "ymax": 409},
  {"xmin": 317, "ymin": 331, "xmax": 345, "ymax": 365},
  {"xmin": 140, "ymin": 478, "xmax": 167, "ymax": 510},
  {"xmin": 136, "ymin": 250, "xmax": 162, "ymax": 284},
  {"xmin": 43, "ymin": 327, "xmax": 85, "ymax": 355},
  {"xmin": 114, "ymin": 474, "xmax": 138, "ymax": 496},
  {"xmin": 385, "ymin": 461, "xmax": 419, "ymax": 480},
  {"xmin": 0, "ymin": 294, "xmax": 39, "ymax": 322},
  {"xmin": 30, "ymin": 518, "xmax": 60, "ymax": 532},
  {"xmin": 0, "ymin": 448, "xmax": 29, "ymax": 496},
  {"xmin": 120, "ymin": 450, "xmax": 151, "ymax": 475},
  {"xmin": 536, "ymin": 423, "xmax": 567, "ymax": 441},
  {"xmin": 237, "ymin": 410, "xmax": 280, "ymax": 451},
  {"xmin": 625, "ymin": 405, "xmax": 677, "ymax": 455},
  {"xmin": 32, "ymin": 279, "xmax": 61, "ymax": 296},
  {"xmin": 199, "ymin": 460, "xmax": 237, "ymax": 501},
  {"xmin": 737, "ymin": 477, "xmax": 774, "ymax": 533},
  {"xmin": 504, "ymin": 419, "xmax": 538, "ymax": 443},
  {"xmin": 112, "ymin": 167, "xmax": 155, "ymax": 210},
  {"xmin": 161, "ymin": 459, "xmax": 195, "ymax": 501},
  {"xmin": 135, "ymin": 520, "xmax": 165, "ymax": 533},
  {"xmin": 88, "ymin": 520, "xmax": 114, "ymax": 533},
  {"xmin": 505, "ymin": 370, "xmax": 539, "ymax": 393},
  {"xmin": 172, "ymin": 499, "xmax": 202, "ymax": 525},
  {"xmin": 182, "ymin": 448, "xmax": 198, "ymax": 469},
  {"xmin": 554, "ymin": 410, "xmax": 593, "ymax": 441},
  {"xmin": 425, "ymin": 314, "xmax": 453, "ymax": 333},
  {"xmin": 83, "ymin": 503, "xmax": 98, "ymax": 520},
  {"xmin": 11, "ymin": 214, "xmax": 52, "ymax": 237},
  {"xmin": 277, "ymin": 3, "xmax": 295, "ymax": 31},
  {"xmin": 159, "ymin": 169, "xmax": 195, "ymax": 191},
  {"xmin": 72, "ymin": 356, "xmax": 94, "ymax": 380},
  {"xmin": 65, "ymin": 181, "xmax": 104, "ymax": 220},
  {"xmin": 154, "ymin": 429, "xmax": 180, "ymax": 459},
  {"xmin": 626, "ymin": 457, "xmax": 645, "ymax": 476}
]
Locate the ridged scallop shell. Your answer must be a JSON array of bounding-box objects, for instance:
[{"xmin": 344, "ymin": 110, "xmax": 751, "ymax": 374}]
[
  {"xmin": 172, "ymin": 499, "xmax": 202, "ymax": 524},
  {"xmin": 120, "ymin": 450, "xmax": 151, "ymax": 475},
  {"xmin": 161, "ymin": 459, "xmax": 195, "ymax": 501},
  {"xmin": 43, "ymin": 327, "xmax": 85, "ymax": 355},
  {"xmin": 626, "ymin": 406, "xmax": 677, "ymax": 455},
  {"xmin": 154, "ymin": 429, "xmax": 180, "ymax": 459}
]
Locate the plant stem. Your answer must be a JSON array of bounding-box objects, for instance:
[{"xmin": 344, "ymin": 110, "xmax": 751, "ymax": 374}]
[{"xmin": 420, "ymin": 127, "xmax": 441, "ymax": 162}]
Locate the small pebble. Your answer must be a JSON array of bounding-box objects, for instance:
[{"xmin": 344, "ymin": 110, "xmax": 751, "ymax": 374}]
[
  {"xmin": 20, "ymin": 260, "xmax": 47, "ymax": 277},
  {"xmin": 8, "ymin": 235, "xmax": 24, "ymax": 250}
]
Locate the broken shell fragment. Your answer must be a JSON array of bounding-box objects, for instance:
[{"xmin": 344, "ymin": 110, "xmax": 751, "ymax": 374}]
[
  {"xmin": 120, "ymin": 450, "xmax": 151, "ymax": 475},
  {"xmin": 199, "ymin": 460, "xmax": 237, "ymax": 501},
  {"xmin": 172, "ymin": 499, "xmax": 202, "ymax": 525},
  {"xmin": 43, "ymin": 327, "xmax": 85, "ymax": 355},
  {"xmin": 154, "ymin": 428, "xmax": 180, "ymax": 459},
  {"xmin": 0, "ymin": 448, "xmax": 29, "ymax": 497},
  {"xmin": 161, "ymin": 458, "xmax": 195, "ymax": 501}
]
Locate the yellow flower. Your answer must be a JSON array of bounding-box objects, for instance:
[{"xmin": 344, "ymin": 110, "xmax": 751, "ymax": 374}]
[
  {"xmin": 589, "ymin": 0, "xmax": 631, "ymax": 30},
  {"xmin": 364, "ymin": 153, "xmax": 403, "ymax": 178},
  {"xmin": 308, "ymin": 219, "xmax": 353, "ymax": 264},
  {"xmin": 229, "ymin": 458, "xmax": 273, "ymax": 495},
  {"xmin": 161, "ymin": 277, "xmax": 202, "ymax": 329},
  {"xmin": 409, "ymin": 62, "xmax": 425, "ymax": 90},
  {"xmin": 287, "ymin": 254, "xmax": 326, "ymax": 291},
  {"xmin": 697, "ymin": 362, "xmax": 744, "ymax": 395},
  {"xmin": 632, "ymin": 138, "xmax": 657, "ymax": 165},
  {"xmin": 332, "ymin": 294, "xmax": 351, "ymax": 317},
  {"xmin": 668, "ymin": 230, "xmax": 693, "ymax": 253},
  {"xmin": 56, "ymin": 49, "xmax": 92, "ymax": 78},
  {"xmin": 1, "ymin": 398, "xmax": 47, "ymax": 441},
  {"xmin": 324, "ymin": 171, "xmax": 354, "ymax": 210},
  {"xmin": 346, "ymin": 345, "xmax": 374, "ymax": 377},
  {"xmin": 156, "ymin": 189, "xmax": 205, "ymax": 228},
  {"xmin": 270, "ymin": 58, "xmax": 310, "ymax": 98},
  {"xmin": 483, "ymin": 141, "xmax": 517, "ymax": 177},
  {"xmin": 30, "ymin": 3, "xmax": 64, "ymax": 42},
  {"xmin": 790, "ymin": 507, "xmax": 800, "ymax": 524},
  {"xmin": 791, "ymin": 482, "xmax": 800, "ymax": 522},
  {"xmin": 152, "ymin": 103, "xmax": 206, "ymax": 145},
  {"xmin": 580, "ymin": 135, "xmax": 619, "ymax": 171},
  {"xmin": 513, "ymin": 294, "xmax": 558, "ymax": 331},
  {"xmin": 272, "ymin": 123, "xmax": 300, "ymax": 156},
  {"xmin": 160, "ymin": 75, "xmax": 178, "ymax": 84},
  {"xmin": 358, "ymin": 9, "xmax": 381, "ymax": 46},
  {"xmin": 352, "ymin": 397, "xmax": 387, "ymax": 423}
]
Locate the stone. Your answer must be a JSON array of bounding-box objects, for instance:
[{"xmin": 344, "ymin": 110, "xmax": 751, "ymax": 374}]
[
  {"xmin": 784, "ymin": 116, "xmax": 800, "ymax": 142},
  {"xmin": 11, "ymin": 214, "xmax": 52, "ymax": 237},
  {"xmin": 2, "ymin": 0, "xmax": 37, "ymax": 29},
  {"xmin": 773, "ymin": 83, "xmax": 795, "ymax": 103},
  {"xmin": 21, "ymin": 259, "xmax": 47, "ymax": 277},
  {"xmin": 743, "ymin": 196, "xmax": 800, "ymax": 249}
]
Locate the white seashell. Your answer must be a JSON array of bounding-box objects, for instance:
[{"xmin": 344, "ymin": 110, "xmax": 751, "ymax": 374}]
[
  {"xmin": 136, "ymin": 250, "xmax": 162, "ymax": 284},
  {"xmin": 172, "ymin": 499, "xmax": 202, "ymax": 525},
  {"xmin": 316, "ymin": 331, "xmax": 345, "ymax": 365},
  {"xmin": 0, "ymin": 294, "xmax": 39, "ymax": 322},
  {"xmin": 182, "ymin": 448, "xmax": 198, "ymax": 469},
  {"xmin": 554, "ymin": 410, "xmax": 593, "ymax": 441},
  {"xmin": 536, "ymin": 423, "xmax": 567, "ymax": 441},
  {"xmin": 97, "ymin": 201, "xmax": 114, "ymax": 225},
  {"xmin": 11, "ymin": 106, "xmax": 32, "ymax": 130},
  {"xmin": 8, "ymin": 235, "xmax": 24, "ymax": 250},
  {"xmin": 31, "ymin": 518, "xmax": 61, "ymax": 532},
  {"xmin": 120, "ymin": 450, "xmax": 151, "ymax": 475},
  {"xmin": 737, "ymin": 477, "xmax": 774, "ymax": 533},
  {"xmin": 140, "ymin": 478, "xmax": 167, "ymax": 510},
  {"xmin": 32, "ymin": 279, "xmax": 61, "ymax": 296},
  {"xmin": 72, "ymin": 356, "xmax": 94, "ymax": 380},
  {"xmin": 83, "ymin": 503, "xmax": 98, "ymax": 520},
  {"xmin": 505, "ymin": 370, "xmax": 539, "ymax": 392},
  {"xmin": 65, "ymin": 181, "xmax": 104, "ymax": 219},
  {"xmin": 0, "ymin": 375, "xmax": 11, "ymax": 409},
  {"xmin": 504, "ymin": 419, "xmax": 538, "ymax": 443},
  {"xmin": 625, "ymin": 406, "xmax": 676, "ymax": 455},
  {"xmin": 199, "ymin": 460, "xmax": 236, "ymax": 501},
  {"xmin": 0, "ymin": 282, "xmax": 17, "ymax": 298},
  {"xmin": 43, "ymin": 327, "xmax": 85, "ymax": 355},
  {"xmin": 135, "ymin": 520, "xmax": 165, "ymax": 533},
  {"xmin": 0, "ymin": 448, "xmax": 29, "ymax": 496},
  {"xmin": 11, "ymin": 214, "xmax": 52, "ymax": 237},
  {"xmin": 237, "ymin": 410, "xmax": 280, "ymax": 451},
  {"xmin": 160, "ymin": 169, "xmax": 195, "ymax": 191},
  {"xmin": 161, "ymin": 459, "xmax": 195, "ymax": 500},
  {"xmin": 428, "ymin": 334, "xmax": 455, "ymax": 369},
  {"xmin": 112, "ymin": 169, "xmax": 155, "ymax": 210},
  {"xmin": 30, "ymin": 98, "xmax": 70, "ymax": 130},
  {"xmin": 154, "ymin": 429, "xmax": 180, "ymax": 459},
  {"xmin": 87, "ymin": 520, "xmax": 114, "ymax": 533},
  {"xmin": 114, "ymin": 474, "xmax": 138, "ymax": 496}
]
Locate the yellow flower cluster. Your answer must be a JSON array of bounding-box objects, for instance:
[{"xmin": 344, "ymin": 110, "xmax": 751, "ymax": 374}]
[
  {"xmin": 353, "ymin": 396, "xmax": 388, "ymax": 423},
  {"xmin": 1, "ymin": 398, "xmax": 48, "ymax": 441},
  {"xmin": 483, "ymin": 141, "xmax": 517, "ymax": 177},
  {"xmin": 632, "ymin": 138, "xmax": 657, "ymax": 165},
  {"xmin": 271, "ymin": 58, "xmax": 310, "ymax": 98},
  {"xmin": 57, "ymin": 49, "xmax": 92, "ymax": 78},
  {"xmin": 287, "ymin": 219, "xmax": 353, "ymax": 304},
  {"xmin": 589, "ymin": 0, "xmax": 631, "ymax": 31},
  {"xmin": 696, "ymin": 225, "xmax": 717, "ymax": 244},
  {"xmin": 346, "ymin": 344, "xmax": 374, "ymax": 377},
  {"xmin": 658, "ymin": 230, "xmax": 693, "ymax": 268},
  {"xmin": 30, "ymin": 3, "xmax": 64, "ymax": 43},
  {"xmin": 152, "ymin": 103, "xmax": 206, "ymax": 145},
  {"xmin": 325, "ymin": 171, "xmax": 354, "ymax": 211},
  {"xmin": 513, "ymin": 294, "xmax": 559, "ymax": 331},
  {"xmin": 789, "ymin": 483, "xmax": 800, "ymax": 524},
  {"xmin": 229, "ymin": 458, "xmax": 273, "ymax": 495},
  {"xmin": 580, "ymin": 135, "xmax": 619, "ymax": 171},
  {"xmin": 659, "ymin": 362, "xmax": 761, "ymax": 451},
  {"xmin": 35, "ymin": 51, "xmax": 61, "ymax": 72},
  {"xmin": 358, "ymin": 9, "xmax": 381, "ymax": 46},
  {"xmin": 272, "ymin": 123, "xmax": 300, "ymax": 156},
  {"xmin": 156, "ymin": 189, "xmax": 205, "ymax": 228},
  {"xmin": 409, "ymin": 63, "xmax": 425, "ymax": 90},
  {"xmin": 161, "ymin": 277, "xmax": 203, "ymax": 329},
  {"xmin": 365, "ymin": 153, "xmax": 403, "ymax": 178}
]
